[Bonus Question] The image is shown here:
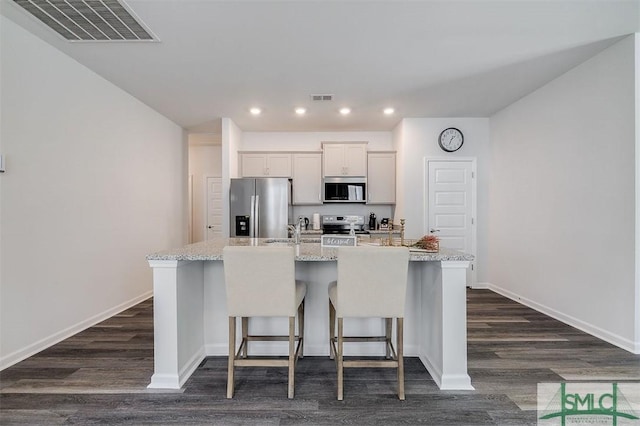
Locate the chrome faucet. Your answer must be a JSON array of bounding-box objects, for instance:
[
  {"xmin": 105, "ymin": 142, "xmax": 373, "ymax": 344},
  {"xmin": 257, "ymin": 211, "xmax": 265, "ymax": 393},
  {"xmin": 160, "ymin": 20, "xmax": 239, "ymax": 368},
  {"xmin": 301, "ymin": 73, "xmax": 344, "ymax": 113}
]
[{"xmin": 288, "ymin": 217, "xmax": 304, "ymax": 244}]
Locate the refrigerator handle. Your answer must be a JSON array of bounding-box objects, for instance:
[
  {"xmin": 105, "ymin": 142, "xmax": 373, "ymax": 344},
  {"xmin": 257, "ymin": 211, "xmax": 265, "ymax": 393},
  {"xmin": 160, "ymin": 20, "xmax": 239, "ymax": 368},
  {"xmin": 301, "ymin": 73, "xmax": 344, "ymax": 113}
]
[
  {"xmin": 249, "ymin": 195, "xmax": 256, "ymax": 237},
  {"xmin": 254, "ymin": 195, "xmax": 260, "ymax": 237}
]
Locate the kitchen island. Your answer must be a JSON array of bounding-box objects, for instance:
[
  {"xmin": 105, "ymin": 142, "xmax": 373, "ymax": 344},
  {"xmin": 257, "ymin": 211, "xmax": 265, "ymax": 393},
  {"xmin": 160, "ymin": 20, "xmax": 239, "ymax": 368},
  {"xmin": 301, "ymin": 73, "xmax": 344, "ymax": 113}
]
[{"xmin": 147, "ymin": 238, "xmax": 474, "ymax": 391}]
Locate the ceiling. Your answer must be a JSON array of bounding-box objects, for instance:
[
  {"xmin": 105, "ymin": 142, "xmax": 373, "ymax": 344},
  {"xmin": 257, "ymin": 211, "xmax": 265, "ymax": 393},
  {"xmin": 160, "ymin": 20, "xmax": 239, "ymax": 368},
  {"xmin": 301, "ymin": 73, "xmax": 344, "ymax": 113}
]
[{"xmin": 2, "ymin": 1, "xmax": 638, "ymax": 133}]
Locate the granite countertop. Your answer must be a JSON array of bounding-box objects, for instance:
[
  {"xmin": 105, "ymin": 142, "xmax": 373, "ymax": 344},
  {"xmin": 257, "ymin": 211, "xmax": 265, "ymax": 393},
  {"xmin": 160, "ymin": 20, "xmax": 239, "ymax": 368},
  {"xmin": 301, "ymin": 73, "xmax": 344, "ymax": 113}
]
[
  {"xmin": 300, "ymin": 229, "xmax": 323, "ymax": 235},
  {"xmin": 300, "ymin": 229, "xmax": 400, "ymax": 235},
  {"xmin": 368, "ymin": 229, "xmax": 401, "ymax": 235},
  {"xmin": 147, "ymin": 238, "xmax": 474, "ymax": 262}
]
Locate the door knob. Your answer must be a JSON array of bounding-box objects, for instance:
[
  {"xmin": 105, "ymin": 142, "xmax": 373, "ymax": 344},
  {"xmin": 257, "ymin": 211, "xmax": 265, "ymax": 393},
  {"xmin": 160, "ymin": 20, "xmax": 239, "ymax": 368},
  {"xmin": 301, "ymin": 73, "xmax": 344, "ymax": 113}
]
[{"xmin": 430, "ymin": 228, "xmax": 440, "ymax": 233}]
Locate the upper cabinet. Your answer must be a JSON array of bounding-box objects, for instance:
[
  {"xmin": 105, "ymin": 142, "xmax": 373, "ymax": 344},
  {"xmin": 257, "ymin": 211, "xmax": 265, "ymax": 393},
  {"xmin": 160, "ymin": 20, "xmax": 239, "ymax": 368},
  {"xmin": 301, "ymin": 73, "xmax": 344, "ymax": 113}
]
[
  {"xmin": 292, "ymin": 152, "xmax": 322, "ymax": 205},
  {"xmin": 322, "ymin": 142, "xmax": 367, "ymax": 177},
  {"xmin": 240, "ymin": 152, "xmax": 292, "ymax": 177},
  {"xmin": 367, "ymin": 152, "xmax": 396, "ymax": 204}
]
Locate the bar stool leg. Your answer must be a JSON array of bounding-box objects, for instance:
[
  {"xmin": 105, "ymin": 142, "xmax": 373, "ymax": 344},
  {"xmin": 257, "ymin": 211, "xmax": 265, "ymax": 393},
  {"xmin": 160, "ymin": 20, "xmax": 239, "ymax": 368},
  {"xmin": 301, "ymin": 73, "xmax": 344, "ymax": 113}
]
[
  {"xmin": 397, "ymin": 317, "xmax": 405, "ymax": 400},
  {"xmin": 385, "ymin": 318, "xmax": 392, "ymax": 359},
  {"xmin": 298, "ymin": 300, "xmax": 305, "ymax": 358},
  {"xmin": 337, "ymin": 317, "xmax": 344, "ymax": 401},
  {"xmin": 288, "ymin": 316, "xmax": 295, "ymax": 399},
  {"xmin": 227, "ymin": 316, "xmax": 236, "ymax": 399},
  {"xmin": 329, "ymin": 301, "xmax": 336, "ymax": 360},
  {"xmin": 241, "ymin": 317, "xmax": 248, "ymax": 358}
]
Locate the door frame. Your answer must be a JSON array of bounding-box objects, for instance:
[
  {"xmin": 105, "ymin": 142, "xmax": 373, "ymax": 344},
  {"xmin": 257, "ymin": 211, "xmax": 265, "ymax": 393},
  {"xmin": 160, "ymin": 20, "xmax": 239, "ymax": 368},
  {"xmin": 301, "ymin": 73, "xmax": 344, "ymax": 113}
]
[
  {"xmin": 188, "ymin": 174, "xmax": 194, "ymax": 243},
  {"xmin": 424, "ymin": 157, "xmax": 478, "ymax": 287},
  {"xmin": 205, "ymin": 175, "xmax": 223, "ymax": 241}
]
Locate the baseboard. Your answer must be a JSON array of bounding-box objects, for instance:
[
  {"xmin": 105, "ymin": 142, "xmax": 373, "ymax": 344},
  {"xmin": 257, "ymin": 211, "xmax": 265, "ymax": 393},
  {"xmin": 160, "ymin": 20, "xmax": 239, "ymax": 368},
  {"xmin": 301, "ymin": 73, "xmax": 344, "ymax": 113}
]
[
  {"xmin": 148, "ymin": 347, "xmax": 206, "ymax": 390},
  {"xmin": 0, "ymin": 291, "xmax": 153, "ymax": 370},
  {"xmin": 419, "ymin": 354, "xmax": 443, "ymax": 388},
  {"xmin": 471, "ymin": 282, "xmax": 490, "ymax": 289},
  {"xmin": 205, "ymin": 343, "xmax": 229, "ymax": 357},
  {"xmin": 178, "ymin": 349, "xmax": 206, "ymax": 388},
  {"xmin": 485, "ymin": 283, "xmax": 639, "ymax": 354}
]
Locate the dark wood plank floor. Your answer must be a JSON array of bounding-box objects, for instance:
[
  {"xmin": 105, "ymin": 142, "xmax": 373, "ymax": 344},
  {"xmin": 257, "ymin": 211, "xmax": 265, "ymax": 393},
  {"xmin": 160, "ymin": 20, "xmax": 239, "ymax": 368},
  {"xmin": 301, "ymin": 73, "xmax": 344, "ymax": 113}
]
[{"xmin": 1, "ymin": 289, "xmax": 638, "ymax": 425}]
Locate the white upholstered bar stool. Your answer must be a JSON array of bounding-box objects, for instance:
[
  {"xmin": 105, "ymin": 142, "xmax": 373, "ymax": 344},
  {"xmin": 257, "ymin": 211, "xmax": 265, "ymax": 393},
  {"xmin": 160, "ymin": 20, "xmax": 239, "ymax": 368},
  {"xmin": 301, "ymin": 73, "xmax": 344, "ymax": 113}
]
[
  {"xmin": 328, "ymin": 246, "xmax": 410, "ymax": 400},
  {"xmin": 222, "ymin": 246, "xmax": 306, "ymax": 399}
]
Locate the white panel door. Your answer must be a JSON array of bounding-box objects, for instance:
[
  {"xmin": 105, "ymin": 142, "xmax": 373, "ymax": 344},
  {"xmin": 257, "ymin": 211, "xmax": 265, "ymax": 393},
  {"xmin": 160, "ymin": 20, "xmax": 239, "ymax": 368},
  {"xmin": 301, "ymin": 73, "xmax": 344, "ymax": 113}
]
[
  {"xmin": 427, "ymin": 160, "xmax": 476, "ymax": 285},
  {"xmin": 206, "ymin": 177, "xmax": 223, "ymax": 240}
]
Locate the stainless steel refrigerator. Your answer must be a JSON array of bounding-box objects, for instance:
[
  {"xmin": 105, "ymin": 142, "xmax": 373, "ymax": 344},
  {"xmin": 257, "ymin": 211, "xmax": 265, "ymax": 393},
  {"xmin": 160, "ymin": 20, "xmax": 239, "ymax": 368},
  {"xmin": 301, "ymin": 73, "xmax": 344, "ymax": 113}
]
[{"xmin": 229, "ymin": 178, "xmax": 292, "ymax": 238}]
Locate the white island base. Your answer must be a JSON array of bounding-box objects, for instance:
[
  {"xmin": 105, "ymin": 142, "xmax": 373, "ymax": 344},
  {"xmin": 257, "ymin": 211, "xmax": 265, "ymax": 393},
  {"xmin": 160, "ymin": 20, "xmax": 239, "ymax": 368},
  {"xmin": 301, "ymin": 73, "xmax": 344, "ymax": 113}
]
[{"xmin": 147, "ymin": 239, "xmax": 473, "ymax": 391}]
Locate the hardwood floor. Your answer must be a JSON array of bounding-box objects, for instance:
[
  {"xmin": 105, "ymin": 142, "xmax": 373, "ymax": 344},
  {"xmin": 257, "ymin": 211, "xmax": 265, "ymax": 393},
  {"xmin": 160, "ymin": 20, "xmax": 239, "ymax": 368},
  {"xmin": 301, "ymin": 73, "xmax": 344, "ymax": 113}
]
[{"xmin": 1, "ymin": 290, "xmax": 638, "ymax": 425}]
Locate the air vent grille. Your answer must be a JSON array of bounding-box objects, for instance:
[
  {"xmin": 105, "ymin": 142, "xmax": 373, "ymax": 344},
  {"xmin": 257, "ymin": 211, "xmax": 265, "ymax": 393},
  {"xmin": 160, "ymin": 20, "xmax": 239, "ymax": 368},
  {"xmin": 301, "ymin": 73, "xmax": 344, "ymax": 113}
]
[
  {"xmin": 310, "ymin": 94, "xmax": 333, "ymax": 101},
  {"xmin": 13, "ymin": 0, "xmax": 157, "ymax": 41}
]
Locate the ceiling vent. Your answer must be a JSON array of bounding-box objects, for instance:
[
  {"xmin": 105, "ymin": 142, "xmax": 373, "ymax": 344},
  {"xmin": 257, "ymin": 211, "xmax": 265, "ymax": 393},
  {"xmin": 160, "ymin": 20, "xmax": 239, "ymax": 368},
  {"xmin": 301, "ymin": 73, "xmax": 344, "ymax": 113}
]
[
  {"xmin": 13, "ymin": 0, "xmax": 157, "ymax": 42},
  {"xmin": 310, "ymin": 94, "xmax": 334, "ymax": 101}
]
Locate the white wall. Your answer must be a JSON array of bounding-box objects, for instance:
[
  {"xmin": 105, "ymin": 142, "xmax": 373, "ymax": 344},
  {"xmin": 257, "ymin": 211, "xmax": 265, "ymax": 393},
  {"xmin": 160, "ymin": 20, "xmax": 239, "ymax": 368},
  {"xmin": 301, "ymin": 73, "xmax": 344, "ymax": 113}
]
[
  {"xmin": 0, "ymin": 17, "xmax": 187, "ymax": 368},
  {"xmin": 395, "ymin": 118, "xmax": 490, "ymax": 282},
  {"xmin": 188, "ymin": 142, "xmax": 222, "ymax": 242},
  {"xmin": 392, "ymin": 121, "xmax": 405, "ymax": 217},
  {"xmin": 488, "ymin": 35, "xmax": 637, "ymax": 352},
  {"xmin": 221, "ymin": 118, "xmax": 243, "ymax": 237},
  {"xmin": 635, "ymin": 33, "xmax": 640, "ymax": 351}
]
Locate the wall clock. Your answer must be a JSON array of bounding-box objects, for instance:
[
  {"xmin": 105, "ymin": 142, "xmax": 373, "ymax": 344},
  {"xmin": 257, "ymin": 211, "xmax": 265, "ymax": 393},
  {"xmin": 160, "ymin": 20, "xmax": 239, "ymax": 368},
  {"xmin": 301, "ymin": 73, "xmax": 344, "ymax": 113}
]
[{"xmin": 438, "ymin": 128, "xmax": 464, "ymax": 152}]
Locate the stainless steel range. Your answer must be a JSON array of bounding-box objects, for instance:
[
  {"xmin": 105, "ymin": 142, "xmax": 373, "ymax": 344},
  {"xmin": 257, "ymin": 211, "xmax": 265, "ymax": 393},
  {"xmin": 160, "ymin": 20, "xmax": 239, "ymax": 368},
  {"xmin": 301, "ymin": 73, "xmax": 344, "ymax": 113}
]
[{"xmin": 321, "ymin": 215, "xmax": 369, "ymax": 234}]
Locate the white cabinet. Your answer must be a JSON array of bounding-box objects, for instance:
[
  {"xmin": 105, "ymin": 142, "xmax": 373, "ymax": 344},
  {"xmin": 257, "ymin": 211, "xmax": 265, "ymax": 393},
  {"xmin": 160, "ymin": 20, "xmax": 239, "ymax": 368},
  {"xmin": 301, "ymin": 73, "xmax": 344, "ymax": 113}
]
[
  {"xmin": 322, "ymin": 143, "xmax": 367, "ymax": 177},
  {"xmin": 292, "ymin": 153, "xmax": 322, "ymax": 205},
  {"xmin": 367, "ymin": 152, "xmax": 396, "ymax": 204},
  {"xmin": 240, "ymin": 152, "xmax": 292, "ymax": 177}
]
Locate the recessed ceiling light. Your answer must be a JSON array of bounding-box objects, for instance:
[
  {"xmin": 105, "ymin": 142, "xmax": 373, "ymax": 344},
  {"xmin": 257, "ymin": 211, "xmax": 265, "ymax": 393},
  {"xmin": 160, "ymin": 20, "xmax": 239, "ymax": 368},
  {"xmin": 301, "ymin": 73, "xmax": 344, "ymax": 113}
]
[
  {"xmin": 383, "ymin": 107, "xmax": 395, "ymax": 115},
  {"xmin": 339, "ymin": 107, "xmax": 351, "ymax": 115},
  {"xmin": 295, "ymin": 107, "xmax": 306, "ymax": 115},
  {"xmin": 250, "ymin": 107, "xmax": 261, "ymax": 115}
]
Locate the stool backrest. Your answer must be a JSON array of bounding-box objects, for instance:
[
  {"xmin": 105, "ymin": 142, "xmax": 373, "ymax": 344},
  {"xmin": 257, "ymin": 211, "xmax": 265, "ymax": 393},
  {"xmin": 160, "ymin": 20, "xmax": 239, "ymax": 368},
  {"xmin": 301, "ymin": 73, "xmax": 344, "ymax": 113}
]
[
  {"xmin": 223, "ymin": 246, "xmax": 297, "ymax": 317},
  {"xmin": 336, "ymin": 246, "xmax": 410, "ymax": 318}
]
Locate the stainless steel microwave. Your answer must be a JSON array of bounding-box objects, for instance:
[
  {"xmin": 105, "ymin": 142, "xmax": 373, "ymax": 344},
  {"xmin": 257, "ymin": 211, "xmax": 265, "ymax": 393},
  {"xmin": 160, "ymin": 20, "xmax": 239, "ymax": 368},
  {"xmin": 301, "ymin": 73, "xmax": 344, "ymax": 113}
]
[{"xmin": 323, "ymin": 177, "xmax": 366, "ymax": 203}]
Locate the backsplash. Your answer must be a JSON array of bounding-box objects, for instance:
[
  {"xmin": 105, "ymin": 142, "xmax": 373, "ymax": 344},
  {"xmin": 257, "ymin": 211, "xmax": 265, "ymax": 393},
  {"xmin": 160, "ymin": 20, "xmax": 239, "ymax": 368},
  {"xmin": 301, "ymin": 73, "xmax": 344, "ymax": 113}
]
[{"xmin": 292, "ymin": 204, "xmax": 394, "ymax": 229}]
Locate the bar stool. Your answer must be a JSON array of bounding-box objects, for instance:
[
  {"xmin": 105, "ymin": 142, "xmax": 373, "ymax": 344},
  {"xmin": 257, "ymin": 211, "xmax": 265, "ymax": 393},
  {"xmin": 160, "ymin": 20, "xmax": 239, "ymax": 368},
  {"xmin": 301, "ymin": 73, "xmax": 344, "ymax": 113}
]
[
  {"xmin": 328, "ymin": 246, "xmax": 410, "ymax": 400},
  {"xmin": 223, "ymin": 246, "xmax": 306, "ymax": 399}
]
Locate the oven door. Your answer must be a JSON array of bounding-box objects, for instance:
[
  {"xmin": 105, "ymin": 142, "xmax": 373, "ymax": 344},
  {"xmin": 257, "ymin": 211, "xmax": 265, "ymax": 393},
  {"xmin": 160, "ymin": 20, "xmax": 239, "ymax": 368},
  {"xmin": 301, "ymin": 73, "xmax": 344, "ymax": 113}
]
[{"xmin": 321, "ymin": 225, "xmax": 345, "ymax": 234}]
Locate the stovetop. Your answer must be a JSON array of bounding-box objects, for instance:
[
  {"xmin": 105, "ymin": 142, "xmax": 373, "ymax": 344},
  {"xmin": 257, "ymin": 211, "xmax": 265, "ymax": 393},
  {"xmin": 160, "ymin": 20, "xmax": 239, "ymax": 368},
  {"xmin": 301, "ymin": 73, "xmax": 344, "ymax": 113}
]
[
  {"xmin": 321, "ymin": 215, "xmax": 365, "ymax": 226},
  {"xmin": 321, "ymin": 215, "xmax": 367, "ymax": 234},
  {"xmin": 322, "ymin": 228, "xmax": 370, "ymax": 235}
]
